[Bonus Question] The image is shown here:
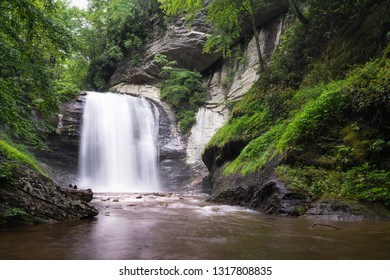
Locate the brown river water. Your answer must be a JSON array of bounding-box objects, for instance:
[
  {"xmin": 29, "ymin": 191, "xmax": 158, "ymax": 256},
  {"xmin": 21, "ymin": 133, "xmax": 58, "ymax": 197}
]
[{"xmin": 0, "ymin": 192, "xmax": 389, "ymax": 260}]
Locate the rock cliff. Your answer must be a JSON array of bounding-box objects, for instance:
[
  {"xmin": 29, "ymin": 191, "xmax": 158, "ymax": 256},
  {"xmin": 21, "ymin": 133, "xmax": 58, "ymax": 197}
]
[
  {"xmin": 186, "ymin": 16, "xmax": 284, "ymax": 169},
  {"xmin": 35, "ymin": 97, "xmax": 85, "ymax": 186},
  {"xmin": 109, "ymin": 10, "xmax": 287, "ymax": 181}
]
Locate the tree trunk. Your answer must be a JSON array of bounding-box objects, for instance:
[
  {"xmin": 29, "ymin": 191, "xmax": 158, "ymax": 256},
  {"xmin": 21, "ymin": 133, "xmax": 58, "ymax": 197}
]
[
  {"xmin": 288, "ymin": 0, "xmax": 309, "ymax": 25},
  {"xmin": 248, "ymin": 0, "xmax": 264, "ymax": 71}
]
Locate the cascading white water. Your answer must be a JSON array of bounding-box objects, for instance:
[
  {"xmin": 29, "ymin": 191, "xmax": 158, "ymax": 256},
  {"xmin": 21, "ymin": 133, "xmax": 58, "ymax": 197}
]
[{"xmin": 78, "ymin": 92, "xmax": 160, "ymax": 192}]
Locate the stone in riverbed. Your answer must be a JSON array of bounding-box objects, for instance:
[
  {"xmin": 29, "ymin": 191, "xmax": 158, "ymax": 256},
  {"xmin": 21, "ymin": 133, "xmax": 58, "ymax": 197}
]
[{"xmin": 63, "ymin": 188, "xmax": 93, "ymax": 203}]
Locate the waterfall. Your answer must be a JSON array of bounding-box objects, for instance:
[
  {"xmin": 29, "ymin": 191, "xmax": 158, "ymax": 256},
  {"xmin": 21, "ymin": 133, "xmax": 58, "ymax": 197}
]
[{"xmin": 78, "ymin": 92, "xmax": 160, "ymax": 192}]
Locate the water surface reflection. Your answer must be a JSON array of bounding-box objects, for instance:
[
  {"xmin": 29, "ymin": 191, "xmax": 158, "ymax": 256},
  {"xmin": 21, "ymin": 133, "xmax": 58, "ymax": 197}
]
[{"xmin": 0, "ymin": 192, "xmax": 389, "ymax": 259}]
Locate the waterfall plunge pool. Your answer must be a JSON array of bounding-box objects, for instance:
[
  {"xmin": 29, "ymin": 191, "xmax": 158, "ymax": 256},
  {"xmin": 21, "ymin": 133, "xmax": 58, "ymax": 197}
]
[{"xmin": 0, "ymin": 192, "xmax": 389, "ymax": 260}]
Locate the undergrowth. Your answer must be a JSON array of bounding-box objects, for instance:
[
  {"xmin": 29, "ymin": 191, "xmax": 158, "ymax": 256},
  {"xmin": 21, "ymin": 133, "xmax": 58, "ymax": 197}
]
[
  {"xmin": 205, "ymin": 43, "xmax": 390, "ymax": 205},
  {"xmin": 0, "ymin": 137, "xmax": 42, "ymax": 174}
]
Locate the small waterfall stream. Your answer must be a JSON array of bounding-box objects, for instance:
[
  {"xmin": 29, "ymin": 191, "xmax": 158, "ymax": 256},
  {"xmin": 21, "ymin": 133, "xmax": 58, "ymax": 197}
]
[{"xmin": 78, "ymin": 92, "xmax": 160, "ymax": 192}]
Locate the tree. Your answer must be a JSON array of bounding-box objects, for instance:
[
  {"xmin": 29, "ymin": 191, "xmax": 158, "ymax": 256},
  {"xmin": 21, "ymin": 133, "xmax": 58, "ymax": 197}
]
[
  {"xmin": 84, "ymin": 0, "xmax": 161, "ymax": 90},
  {"xmin": 288, "ymin": 0, "xmax": 309, "ymax": 25},
  {"xmin": 0, "ymin": 0, "xmax": 73, "ymax": 145}
]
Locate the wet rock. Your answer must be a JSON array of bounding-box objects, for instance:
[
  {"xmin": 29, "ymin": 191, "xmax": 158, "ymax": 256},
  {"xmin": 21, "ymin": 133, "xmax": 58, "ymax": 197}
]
[
  {"xmin": 153, "ymin": 192, "xmax": 166, "ymax": 197},
  {"xmin": 206, "ymin": 155, "xmax": 311, "ymax": 216},
  {"xmin": 63, "ymin": 188, "xmax": 94, "ymax": 203},
  {"xmin": 206, "ymin": 152, "xmax": 390, "ymax": 220},
  {"xmin": 0, "ymin": 155, "xmax": 98, "ymax": 228},
  {"xmin": 305, "ymin": 200, "xmax": 390, "ymax": 221}
]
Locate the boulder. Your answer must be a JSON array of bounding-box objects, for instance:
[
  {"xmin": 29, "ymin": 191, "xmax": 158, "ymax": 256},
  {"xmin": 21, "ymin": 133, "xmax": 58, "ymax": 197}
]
[
  {"xmin": 206, "ymin": 154, "xmax": 310, "ymax": 216},
  {"xmin": 63, "ymin": 188, "xmax": 94, "ymax": 203},
  {"xmin": 0, "ymin": 154, "xmax": 98, "ymax": 228}
]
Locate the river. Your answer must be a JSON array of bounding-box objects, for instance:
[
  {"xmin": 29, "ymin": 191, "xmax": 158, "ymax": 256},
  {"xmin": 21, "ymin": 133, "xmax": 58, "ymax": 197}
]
[{"xmin": 0, "ymin": 192, "xmax": 389, "ymax": 260}]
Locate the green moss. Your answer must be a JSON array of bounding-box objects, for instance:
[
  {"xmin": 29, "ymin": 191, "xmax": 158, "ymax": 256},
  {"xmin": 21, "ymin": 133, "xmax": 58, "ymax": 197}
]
[
  {"xmin": 6, "ymin": 208, "xmax": 27, "ymax": 218},
  {"xmin": 224, "ymin": 123, "xmax": 285, "ymax": 175},
  {"xmin": 208, "ymin": 109, "xmax": 270, "ymax": 149},
  {"xmin": 341, "ymin": 125, "xmax": 368, "ymax": 162},
  {"xmin": 0, "ymin": 139, "xmax": 41, "ymax": 173}
]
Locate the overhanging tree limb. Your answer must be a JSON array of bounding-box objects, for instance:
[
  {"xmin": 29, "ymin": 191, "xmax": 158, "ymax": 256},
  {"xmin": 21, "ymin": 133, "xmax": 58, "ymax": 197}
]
[{"xmin": 288, "ymin": 0, "xmax": 309, "ymax": 25}]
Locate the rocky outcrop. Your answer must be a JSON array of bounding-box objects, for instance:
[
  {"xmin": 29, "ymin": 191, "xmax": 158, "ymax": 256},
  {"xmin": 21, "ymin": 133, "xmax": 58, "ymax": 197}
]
[
  {"xmin": 204, "ymin": 154, "xmax": 310, "ymax": 216},
  {"xmin": 107, "ymin": 1, "xmax": 290, "ymax": 184},
  {"xmin": 110, "ymin": 14, "xmax": 221, "ymax": 86},
  {"xmin": 109, "ymin": 14, "xmax": 287, "ymax": 184},
  {"xmin": 110, "ymin": 0, "xmax": 289, "ymax": 87},
  {"xmin": 0, "ymin": 154, "xmax": 98, "ymax": 228},
  {"xmin": 186, "ymin": 16, "xmax": 284, "ymax": 167},
  {"xmin": 35, "ymin": 97, "xmax": 85, "ymax": 186},
  {"xmin": 203, "ymin": 153, "xmax": 390, "ymax": 220}
]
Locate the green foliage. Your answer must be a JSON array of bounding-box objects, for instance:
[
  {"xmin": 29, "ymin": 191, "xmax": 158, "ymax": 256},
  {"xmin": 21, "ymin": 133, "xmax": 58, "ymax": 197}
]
[
  {"xmin": 224, "ymin": 123, "xmax": 285, "ymax": 175},
  {"xmin": 208, "ymin": 109, "xmax": 270, "ymax": 149},
  {"xmin": 85, "ymin": 0, "xmax": 161, "ymax": 90},
  {"xmin": 259, "ymin": 0, "xmax": 389, "ymax": 89},
  {"xmin": 158, "ymin": 0, "xmax": 264, "ymax": 58},
  {"xmin": 207, "ymin": 47, "xmax": 390, "ymax": 179},
  {"xmin": 346, "ymin": 56, "xmax": 390, "ymax": 113},
  {"xmin": 154, "ymin": 54, "xmax": 205, "ymax": 133},
  {"xmin": 0, "ymin": 140, "xmax": 41, "ymax": 173},
  {"xmin": 277, "ymin": 81, "xmax": 347, "ymax": 150},
  {"xmin": 276, "ymin": 164, "xmax": 390, "ymax": 207},
  {"xmin": 0, "ymin": 0, "xmax": 75, "ymax": 145}
]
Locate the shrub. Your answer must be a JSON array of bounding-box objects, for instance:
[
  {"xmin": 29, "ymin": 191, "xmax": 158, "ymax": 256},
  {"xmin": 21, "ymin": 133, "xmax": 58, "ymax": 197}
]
[{"xmin": 154, "ymin": 54, "xmax": 205, "ymax": 133}]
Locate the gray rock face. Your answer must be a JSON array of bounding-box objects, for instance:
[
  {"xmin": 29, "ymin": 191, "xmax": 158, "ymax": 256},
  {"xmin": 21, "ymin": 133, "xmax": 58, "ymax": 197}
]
[
  {"xmin": 205, "ymin": 154, "xmax": 310, "ymax": 216},
  {"xmin": 110, "ymin": 0, "xmax": 289, "ymax": 87},
  {"xmin": 110, "ymin": 15, "xmax": 221, "ymax": 86},
  {"xmin": 186, "ymin": 16, "xmax": 285, "ymax": 168},
  {"xmin": 0, "ymin": 155, "xmax": 98, "ymax": 228},
  {"xmin": 36, "ymin": 97, "xmax": 85, "ymax": 186},
  {"xmin": 156, "ymin": 101, "xmax": 193, "ymax": 191}
]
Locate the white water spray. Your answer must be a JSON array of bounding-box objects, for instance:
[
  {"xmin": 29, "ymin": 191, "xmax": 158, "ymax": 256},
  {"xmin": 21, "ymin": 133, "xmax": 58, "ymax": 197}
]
[{"xmin": 78, "ymin": 92, "xmax": 160, "ymax": 192}]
